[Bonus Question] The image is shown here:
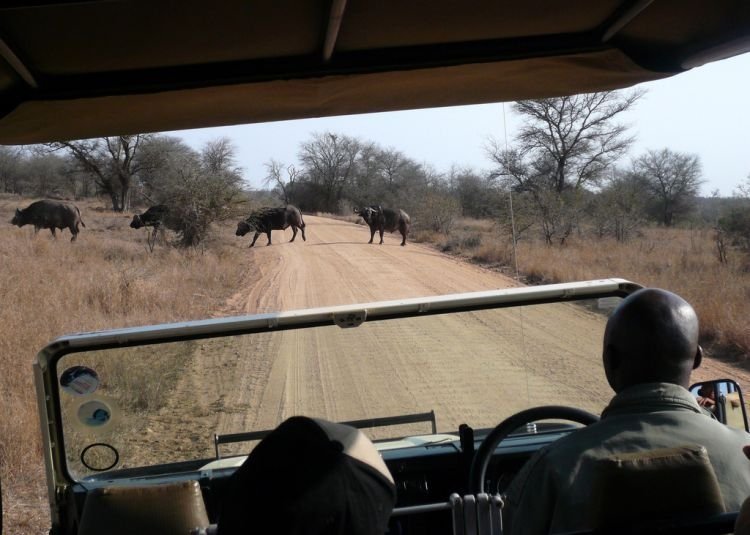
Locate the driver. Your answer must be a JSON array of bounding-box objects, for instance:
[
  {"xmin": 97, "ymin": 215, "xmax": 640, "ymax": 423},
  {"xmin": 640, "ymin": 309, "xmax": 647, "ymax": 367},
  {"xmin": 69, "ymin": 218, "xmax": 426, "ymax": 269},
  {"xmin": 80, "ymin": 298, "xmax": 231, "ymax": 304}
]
[{"xmin": 504, "ymin": 288, "xmax": 750, "ymax": 534}]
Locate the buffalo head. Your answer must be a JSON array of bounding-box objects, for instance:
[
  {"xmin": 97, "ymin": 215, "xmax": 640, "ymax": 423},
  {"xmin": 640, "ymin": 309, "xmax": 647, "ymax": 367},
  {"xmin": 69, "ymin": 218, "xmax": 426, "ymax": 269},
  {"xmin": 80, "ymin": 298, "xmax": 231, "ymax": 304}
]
[
  {"xmin": 354, "ymin": 206, "xmax": 380, "ymax": 225},
  {"xmin": 236, "ymin": 220, "xmax": 252, "ymax": 236},
  {"xmin": 10, "ymin": 208, "xmax": 23, "ymax": 227},
  {"xmin": 130, "ymin": 214, "xmax": 144, "ymax": 229}
]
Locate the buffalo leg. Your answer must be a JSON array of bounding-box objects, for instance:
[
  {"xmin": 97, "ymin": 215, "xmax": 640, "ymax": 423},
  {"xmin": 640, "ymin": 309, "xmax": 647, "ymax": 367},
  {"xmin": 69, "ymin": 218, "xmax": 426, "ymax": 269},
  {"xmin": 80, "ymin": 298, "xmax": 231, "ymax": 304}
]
[
  {"xmin": 400, "ymin": 223, "xmax": 407, "ymax": 246},
  {"xmin": 368, "ymin": 227, "xmax": 375, "ymax": 244},
  {"xmin": 148, "ymin": 227, "xmax": 158, "ymax": 252},
  {"xmin": 266, "ymin": 231, "xmax": 272, "ymax": 246},
  {"xmin": 249, "ymin": 232, "xmax": 261, "ymax": 247},
  {"xmin": 379, "ymin": 227, "xmax": 384, "ymax": 245},
  {"xmin": 290, "ymin": 226, "xmax": 297, "ymax": 242},
  {"xmin": 50, "ymin": 228, "xmax": 57, "ymax": 239},
  {"xmin": 300, "ymin": 226, "xmax": 306, "ymax": 241},
  {"xmin": 70, "ymin": 225, "xmax": 78, "ymax": 242}
]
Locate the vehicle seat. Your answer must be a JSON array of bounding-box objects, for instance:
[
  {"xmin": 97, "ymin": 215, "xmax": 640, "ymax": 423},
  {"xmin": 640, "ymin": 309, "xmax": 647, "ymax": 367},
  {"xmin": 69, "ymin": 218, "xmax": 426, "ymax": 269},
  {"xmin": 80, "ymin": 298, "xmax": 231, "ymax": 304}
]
[
  {"xmin": 587, "ymin": 444, "xmax": 725, "ymax": 530},
  {"xmin": 78, "ymin": 480, "xmax": 209, "ymax": 535}
]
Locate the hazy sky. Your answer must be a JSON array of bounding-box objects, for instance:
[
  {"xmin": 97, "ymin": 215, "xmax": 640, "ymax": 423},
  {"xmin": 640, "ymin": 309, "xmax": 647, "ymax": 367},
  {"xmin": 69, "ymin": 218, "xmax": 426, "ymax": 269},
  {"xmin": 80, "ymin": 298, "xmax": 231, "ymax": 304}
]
[{"xmin": 171, "ymin": 52, "xmax": 750, "ymax": 196}]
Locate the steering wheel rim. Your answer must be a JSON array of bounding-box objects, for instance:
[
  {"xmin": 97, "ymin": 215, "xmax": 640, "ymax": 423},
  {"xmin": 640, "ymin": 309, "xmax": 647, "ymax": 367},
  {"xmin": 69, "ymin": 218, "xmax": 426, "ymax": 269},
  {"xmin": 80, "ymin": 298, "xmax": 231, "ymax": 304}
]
[{"xmin": 469, "ymin": 405, "xmax": 599, "ymax": 493}]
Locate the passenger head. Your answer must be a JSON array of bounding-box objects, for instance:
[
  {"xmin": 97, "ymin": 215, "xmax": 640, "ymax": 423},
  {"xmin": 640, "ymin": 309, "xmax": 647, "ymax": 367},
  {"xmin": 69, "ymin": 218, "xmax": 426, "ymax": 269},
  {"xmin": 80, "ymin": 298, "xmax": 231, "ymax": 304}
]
[
  {"xmin": 219, "ymin": 416, "xmax": 396, "ymax": 535},
  {"xmin": 602, "ymin": 288, "xmax": 702, "ymax": 392}
]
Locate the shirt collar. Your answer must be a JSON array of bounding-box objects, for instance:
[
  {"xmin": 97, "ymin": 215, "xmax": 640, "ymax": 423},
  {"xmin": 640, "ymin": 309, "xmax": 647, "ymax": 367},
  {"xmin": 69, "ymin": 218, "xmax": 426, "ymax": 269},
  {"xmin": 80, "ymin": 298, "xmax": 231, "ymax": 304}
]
[{"xmin": 601, "ymin": 382, "xmax": 702, "ymax": 419}]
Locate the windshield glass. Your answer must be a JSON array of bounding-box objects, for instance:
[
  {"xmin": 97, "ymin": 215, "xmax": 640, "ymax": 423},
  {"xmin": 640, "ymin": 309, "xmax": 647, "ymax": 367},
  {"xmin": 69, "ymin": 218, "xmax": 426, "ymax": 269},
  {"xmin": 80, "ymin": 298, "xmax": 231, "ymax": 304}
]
[{"xmin": 56, "ymin": 296, "xmax": 621, "ymax": 481}]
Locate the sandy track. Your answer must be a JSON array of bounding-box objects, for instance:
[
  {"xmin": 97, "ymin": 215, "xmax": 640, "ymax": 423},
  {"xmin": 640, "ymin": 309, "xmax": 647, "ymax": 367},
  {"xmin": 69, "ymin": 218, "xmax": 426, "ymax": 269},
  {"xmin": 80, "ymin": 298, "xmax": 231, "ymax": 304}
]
[
  {"xmin": 223, "ymin": 215, "xmax": 523, "ymax": 313},
  {"xmin": 196, "ymin": 216, "xmax": 612, "ymax": 445}
]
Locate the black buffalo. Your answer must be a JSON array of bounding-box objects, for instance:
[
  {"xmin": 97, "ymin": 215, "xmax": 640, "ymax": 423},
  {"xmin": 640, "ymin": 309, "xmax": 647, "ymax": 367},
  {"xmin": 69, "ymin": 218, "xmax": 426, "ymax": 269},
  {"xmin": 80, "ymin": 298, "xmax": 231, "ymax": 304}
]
[
  {"xmin": 11, "ymin": 199, "xmax": 86, "ymax": 242},
  {"xmin": 236, "ymin": 205, "xmax": 306, "ymax": 247},
  {"xmin": 354, "ymin": 206, "xmax": 410, "ymax": 246},
  {"xmin": 130, "ymin": 205, "xmax": 173, "ymax": 250}
]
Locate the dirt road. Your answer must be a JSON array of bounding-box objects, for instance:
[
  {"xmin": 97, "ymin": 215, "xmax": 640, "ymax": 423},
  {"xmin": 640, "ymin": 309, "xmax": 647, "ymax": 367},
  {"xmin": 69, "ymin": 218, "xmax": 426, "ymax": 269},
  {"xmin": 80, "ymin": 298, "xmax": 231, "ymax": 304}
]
[
  {"xmin": 79, "ymin": 215, "xmax": 738, "ymax": 470},
  {"xmin": 146, "ymin": 216, "xmax": 614, "ymax": 459},
  {"xmin": 223, "ymin": 215, "xmax": 523, "ymax": 313}
]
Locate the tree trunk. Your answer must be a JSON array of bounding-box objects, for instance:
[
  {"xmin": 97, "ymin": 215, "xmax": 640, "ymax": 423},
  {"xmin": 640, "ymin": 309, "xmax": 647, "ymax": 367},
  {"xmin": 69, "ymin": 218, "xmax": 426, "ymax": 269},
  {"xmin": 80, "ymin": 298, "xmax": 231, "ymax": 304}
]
[
  {"xmin": 120, "ymin": 183, "xmax": 131, "ymax": 212},
  {"xmin": 109, "ymin": 190, "xmax": 121, "ymax": 212}
]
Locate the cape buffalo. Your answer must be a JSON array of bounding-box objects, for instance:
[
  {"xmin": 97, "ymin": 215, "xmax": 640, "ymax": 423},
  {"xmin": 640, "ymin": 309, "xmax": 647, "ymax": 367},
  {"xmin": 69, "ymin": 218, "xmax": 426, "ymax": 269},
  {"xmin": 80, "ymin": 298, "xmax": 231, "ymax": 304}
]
[
  {"xmin": 11, "ymin": 199, "xmax": 86, "ymax": 242},
  {"xmin": 236, "ymin": 205, "xmax": 306, "ymax": 247},
  {"xmin": 130, "ymin": 205, "xmax": 173, "ymax": 251},
  {"xmin": 354, "ymin": 206, "xmax": 410, "ymax": 246}
]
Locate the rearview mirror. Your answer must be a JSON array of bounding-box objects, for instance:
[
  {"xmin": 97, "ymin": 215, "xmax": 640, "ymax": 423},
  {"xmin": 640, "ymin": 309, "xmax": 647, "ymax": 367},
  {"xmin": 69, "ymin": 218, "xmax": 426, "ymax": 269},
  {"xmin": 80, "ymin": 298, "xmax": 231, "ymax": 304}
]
[{"xmin": 689, "ymin": 379, "xmax": 748, "ymax": 432}]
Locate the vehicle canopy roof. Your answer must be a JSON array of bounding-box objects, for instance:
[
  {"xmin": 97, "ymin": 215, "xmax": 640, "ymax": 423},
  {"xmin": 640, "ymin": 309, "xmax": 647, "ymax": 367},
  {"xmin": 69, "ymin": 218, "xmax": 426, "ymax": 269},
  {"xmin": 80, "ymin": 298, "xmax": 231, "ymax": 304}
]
[{"xmin": 1, "ymin": 0, "xmax": 749, "ymax": 144}]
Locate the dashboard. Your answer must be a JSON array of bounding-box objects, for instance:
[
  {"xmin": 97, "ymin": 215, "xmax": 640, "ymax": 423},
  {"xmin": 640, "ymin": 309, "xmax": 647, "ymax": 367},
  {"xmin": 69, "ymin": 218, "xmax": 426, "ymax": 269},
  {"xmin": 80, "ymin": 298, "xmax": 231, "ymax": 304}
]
[{"xmin": 72, "ymin": 425, "xmax": 574, "ymax": 535}]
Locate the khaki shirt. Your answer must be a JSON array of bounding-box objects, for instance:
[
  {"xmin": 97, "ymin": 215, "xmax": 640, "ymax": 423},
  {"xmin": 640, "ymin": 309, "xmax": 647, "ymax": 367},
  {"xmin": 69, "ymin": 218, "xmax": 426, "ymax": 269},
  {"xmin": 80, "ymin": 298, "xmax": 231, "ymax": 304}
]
[{"xmin": 504, "ymin": 382, "xmax": 750, "ymax": 534}]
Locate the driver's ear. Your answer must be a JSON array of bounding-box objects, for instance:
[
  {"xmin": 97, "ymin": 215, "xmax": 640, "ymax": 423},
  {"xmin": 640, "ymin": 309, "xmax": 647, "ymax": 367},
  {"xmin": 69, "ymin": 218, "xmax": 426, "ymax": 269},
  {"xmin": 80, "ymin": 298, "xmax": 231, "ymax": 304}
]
[{"xmin": 693, "ymin": 345, "xmax": 703, "ymax": 370}]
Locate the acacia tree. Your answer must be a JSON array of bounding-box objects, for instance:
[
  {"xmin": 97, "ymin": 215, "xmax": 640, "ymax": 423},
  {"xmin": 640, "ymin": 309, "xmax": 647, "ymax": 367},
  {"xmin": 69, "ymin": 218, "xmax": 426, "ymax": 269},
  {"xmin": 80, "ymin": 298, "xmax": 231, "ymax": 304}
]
[
  {"xmin": 263, "ymin": 159, "xmax": 299, "ymax": 205},
  {"xmin": 47, "ymin": 135, "xmax": 149, "ymax": 211},
  {"xmin": 590, "ymin": 169, "xmax": 647, "ymax": 241},
  {"xmin": 487, "ymin": 90, "xmax": 642, "ymax": 244},
  {"xmin": 135, "ymin": 136, "xmax": 245, "ymax": 246},
  {"xmin": 376, "ymin": 147, "xmax": 409, "ymax": 193},
  {"xmin": 633, "ymin": 148, "xmax": 703, "ymax": 226},
  {"xmin": 298, "ymin": 132, "xmax": 360, "ymax": 212}
]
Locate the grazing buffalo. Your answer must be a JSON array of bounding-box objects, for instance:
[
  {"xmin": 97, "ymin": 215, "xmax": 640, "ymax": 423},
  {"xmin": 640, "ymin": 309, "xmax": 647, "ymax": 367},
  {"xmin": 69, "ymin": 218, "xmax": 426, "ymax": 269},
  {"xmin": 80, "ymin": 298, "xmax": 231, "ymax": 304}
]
[
  {"xmin": 130, "ymin": 205, "xmax": 172, "ymax": 251},
  {"xmin": 354, "ymin": 205, "xmax": 410, "ymax": 246},
  {"xmin": 236, "ymin": 205, "xmax": 306, "ymax": 247},
  {"xmin": 11, "ymin": 199, "xmax": 86, "ymax": 242}
]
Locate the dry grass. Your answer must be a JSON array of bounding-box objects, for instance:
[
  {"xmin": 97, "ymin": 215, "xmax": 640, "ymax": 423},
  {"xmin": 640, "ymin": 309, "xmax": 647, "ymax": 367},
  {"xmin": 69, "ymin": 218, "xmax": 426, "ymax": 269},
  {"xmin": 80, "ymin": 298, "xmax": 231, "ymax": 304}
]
[
  {"xmin": 414, "ymin": 218, "xmax": 750, "ymax": 358},
  {"xmin": 0, "ymin": 195, "xmax": 248, "ymax": 534}
]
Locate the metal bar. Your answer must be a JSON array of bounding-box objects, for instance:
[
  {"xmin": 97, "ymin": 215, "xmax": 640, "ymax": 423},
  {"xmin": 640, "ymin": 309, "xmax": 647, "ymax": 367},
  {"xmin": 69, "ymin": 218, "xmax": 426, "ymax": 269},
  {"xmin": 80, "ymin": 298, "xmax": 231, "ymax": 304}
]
[
  {"xmin": 600, "ymin": 0, "xmax": 655, "ymax": 43},
  {"xmin": 391, "ymin": 501, "xmax": 451, "ymax": 516},
  {"xmin": 0, "ymin": 37, "xmax": 38, "ymax": 88},
  {"xmin": 214, "ymin": 411, "xmax": 438, "ymax": 457},
  {"xmin": 57, "ymin": 279, "xmax": 635, "ymax": 352},
  {"xmin": 477, "ymin": 493, "xmax": 491, "ymax": 535},
  {"xmin": 463, "ymin": 495, "xmax": 477, "ymax": 535},
  {"xmin": 340, "ymin": 411, "xmax": 436, "ymax": 433},
  {"xmin": 490, "ymin": 495, "xmax": 504, "ymax": 535},
  {"xmin": 322, "ymin": 0, "xmax": 347, "ymax": 62},
  {"xmin": 451, "ymin": 494, "xmax": 466, "ymax": 535}
]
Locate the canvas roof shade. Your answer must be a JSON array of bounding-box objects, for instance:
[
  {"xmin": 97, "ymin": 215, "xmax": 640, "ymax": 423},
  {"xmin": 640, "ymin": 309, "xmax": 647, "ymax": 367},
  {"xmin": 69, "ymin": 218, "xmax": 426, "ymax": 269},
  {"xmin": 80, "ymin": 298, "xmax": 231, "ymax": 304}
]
[{"xmin": 0, "ymin": 0, "xmax": 749, "ymax": 144}]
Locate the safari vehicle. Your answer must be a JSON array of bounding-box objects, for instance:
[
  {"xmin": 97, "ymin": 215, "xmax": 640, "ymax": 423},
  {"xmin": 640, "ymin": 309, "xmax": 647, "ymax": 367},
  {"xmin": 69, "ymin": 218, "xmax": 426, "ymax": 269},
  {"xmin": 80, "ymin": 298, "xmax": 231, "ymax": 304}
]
[
  {"xmin": 1, "ymin": 1, "xmax": 750, "ymax": 534},
  {"xmin": 31, "ymin": 280, "xmax": 750, "ymax": 535}
]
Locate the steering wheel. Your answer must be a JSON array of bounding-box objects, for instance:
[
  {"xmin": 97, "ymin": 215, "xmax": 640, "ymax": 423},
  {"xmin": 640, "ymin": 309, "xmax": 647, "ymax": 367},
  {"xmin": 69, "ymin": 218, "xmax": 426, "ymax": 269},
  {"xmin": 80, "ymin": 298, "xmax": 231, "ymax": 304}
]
[{"xmin": 469, "ymin": 405, "xmax": 599, "ymax": 493}]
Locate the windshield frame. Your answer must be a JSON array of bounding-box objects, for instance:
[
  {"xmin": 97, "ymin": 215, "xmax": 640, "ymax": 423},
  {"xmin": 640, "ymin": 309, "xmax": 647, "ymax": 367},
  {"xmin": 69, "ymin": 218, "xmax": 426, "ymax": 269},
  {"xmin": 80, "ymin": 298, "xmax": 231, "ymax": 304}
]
[{"xmin": 34, "ymin": 278, "xmax": 640, "ymax": 515}]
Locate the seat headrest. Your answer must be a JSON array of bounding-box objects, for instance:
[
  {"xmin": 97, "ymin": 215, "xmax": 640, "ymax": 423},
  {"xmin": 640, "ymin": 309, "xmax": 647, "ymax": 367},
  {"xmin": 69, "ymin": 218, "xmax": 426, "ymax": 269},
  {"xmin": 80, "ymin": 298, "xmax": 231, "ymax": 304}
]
[
  {"xmin": 78, "ymin": 480, "xmax": 209, "ymax": 535},
  {"xmin": 219, "ymin": 416, "xmax": 396, "ymax": 535},
  {"xmin": 588, "ymin": 445, "xmax": 725, "ymax": 529}
]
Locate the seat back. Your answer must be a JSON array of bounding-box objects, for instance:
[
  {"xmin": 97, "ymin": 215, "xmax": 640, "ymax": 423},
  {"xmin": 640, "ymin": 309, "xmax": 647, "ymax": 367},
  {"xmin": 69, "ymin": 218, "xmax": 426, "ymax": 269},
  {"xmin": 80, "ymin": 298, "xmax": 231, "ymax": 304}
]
[
  {"xmin": 78, "ymin": 480, "xmax": 209, "ymax": 535},
  {"xmin": 588, "ymin": 445, "xmax": 725, "ymax": 530}
]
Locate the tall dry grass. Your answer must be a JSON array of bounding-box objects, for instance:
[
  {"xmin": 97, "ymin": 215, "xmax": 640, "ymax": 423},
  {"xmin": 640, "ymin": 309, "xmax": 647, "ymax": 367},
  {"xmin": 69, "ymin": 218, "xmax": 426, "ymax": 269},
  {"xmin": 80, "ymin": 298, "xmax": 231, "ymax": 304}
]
[
  {"xmin": 416, "ymin": 218, "xmax": 750, "ymax": 358},
  {"xmin": 0, "ymin": 196, "xmax": 248, "ymax": 534}
]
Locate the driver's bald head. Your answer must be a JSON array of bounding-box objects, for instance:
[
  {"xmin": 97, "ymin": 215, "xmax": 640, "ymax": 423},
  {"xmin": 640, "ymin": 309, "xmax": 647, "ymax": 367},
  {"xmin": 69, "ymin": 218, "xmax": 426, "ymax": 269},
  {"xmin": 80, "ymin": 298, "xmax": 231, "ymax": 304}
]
[{"xmin": 603, "ymin": 288, "xmax": 701, "ymax": 392}]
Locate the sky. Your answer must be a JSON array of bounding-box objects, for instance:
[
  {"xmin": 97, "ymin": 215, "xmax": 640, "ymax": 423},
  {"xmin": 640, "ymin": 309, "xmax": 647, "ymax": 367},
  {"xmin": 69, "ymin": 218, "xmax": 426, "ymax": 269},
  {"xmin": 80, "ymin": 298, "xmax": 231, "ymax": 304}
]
[{"xmin": 170, "ymin": 52, "xmax": 750, "ymax": 196}]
